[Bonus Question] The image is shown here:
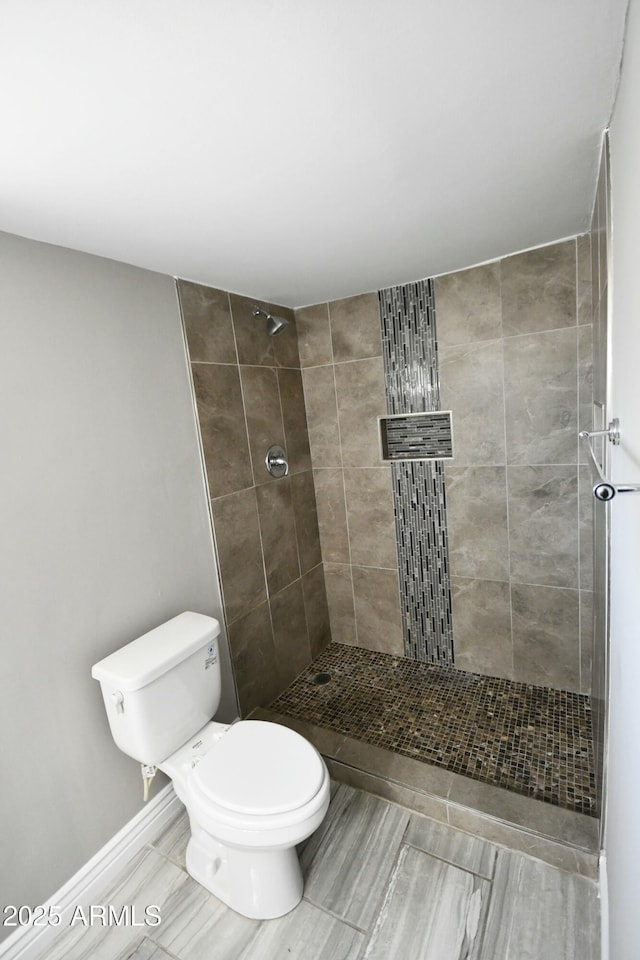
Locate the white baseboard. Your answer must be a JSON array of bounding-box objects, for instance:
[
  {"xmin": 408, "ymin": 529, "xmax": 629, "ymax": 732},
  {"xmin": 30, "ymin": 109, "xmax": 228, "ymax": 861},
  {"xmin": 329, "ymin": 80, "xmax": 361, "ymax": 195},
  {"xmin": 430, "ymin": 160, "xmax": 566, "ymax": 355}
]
[
  {"xmin": 599, "ymin": 852, "xmax": 609, "ymax": 960},
  {"xmin": 0, "ymin": 784, "xmax": 183, "ymax": 960}
]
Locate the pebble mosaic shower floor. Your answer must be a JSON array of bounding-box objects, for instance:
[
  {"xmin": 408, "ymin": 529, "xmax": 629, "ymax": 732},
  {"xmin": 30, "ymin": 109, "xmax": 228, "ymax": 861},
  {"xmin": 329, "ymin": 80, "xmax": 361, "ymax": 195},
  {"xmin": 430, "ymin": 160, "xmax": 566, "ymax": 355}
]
[{"xmin": 270, "ymin": 643, "xmax": 596, "ymax": 817}]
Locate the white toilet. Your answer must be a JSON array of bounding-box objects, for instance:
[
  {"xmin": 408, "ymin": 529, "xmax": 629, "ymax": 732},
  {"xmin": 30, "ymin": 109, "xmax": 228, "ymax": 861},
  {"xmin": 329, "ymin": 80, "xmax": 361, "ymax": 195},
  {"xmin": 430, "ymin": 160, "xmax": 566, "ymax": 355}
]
[{"xmin": 91, "ymin": 611, "xmax": 330, "ymax": 920}]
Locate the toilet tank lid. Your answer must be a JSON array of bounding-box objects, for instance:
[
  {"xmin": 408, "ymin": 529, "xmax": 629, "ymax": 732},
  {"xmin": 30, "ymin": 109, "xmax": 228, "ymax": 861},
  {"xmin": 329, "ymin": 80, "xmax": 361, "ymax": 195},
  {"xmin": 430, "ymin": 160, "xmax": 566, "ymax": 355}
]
[{"xmin": 91, "ymin": 612, "xmax": 221, "ymax": 691}]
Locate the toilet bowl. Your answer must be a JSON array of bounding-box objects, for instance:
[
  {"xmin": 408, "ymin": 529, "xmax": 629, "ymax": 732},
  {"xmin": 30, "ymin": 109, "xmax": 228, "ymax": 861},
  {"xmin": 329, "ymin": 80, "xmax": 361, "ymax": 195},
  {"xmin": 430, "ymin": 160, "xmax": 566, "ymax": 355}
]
[
  {"xmin": 163, "ymin": 720, "xmax": 330, "ymax": 918},
  {"xmin": 91, "ymin": 612, "xmax": 330, "ymax": 920}
]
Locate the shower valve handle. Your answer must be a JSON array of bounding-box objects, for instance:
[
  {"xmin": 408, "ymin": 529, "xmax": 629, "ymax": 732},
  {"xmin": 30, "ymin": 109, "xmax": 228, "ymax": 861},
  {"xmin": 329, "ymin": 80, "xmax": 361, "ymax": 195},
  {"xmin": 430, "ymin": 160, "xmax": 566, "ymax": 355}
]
[{"xmin": 265, "ymin": 445, "xmax": 289, "ymax": 478}]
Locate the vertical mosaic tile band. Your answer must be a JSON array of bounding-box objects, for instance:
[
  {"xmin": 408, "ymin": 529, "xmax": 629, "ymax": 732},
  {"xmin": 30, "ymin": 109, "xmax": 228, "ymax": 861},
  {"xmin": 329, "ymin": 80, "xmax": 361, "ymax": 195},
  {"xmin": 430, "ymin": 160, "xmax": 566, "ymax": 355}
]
[
  {"xmin": 379, "ymin": 280, "xmax": 454, "ymax": 664},
  {"xmin": 379, "ymin": 280, "xmax": 440, "ymax": 415}
]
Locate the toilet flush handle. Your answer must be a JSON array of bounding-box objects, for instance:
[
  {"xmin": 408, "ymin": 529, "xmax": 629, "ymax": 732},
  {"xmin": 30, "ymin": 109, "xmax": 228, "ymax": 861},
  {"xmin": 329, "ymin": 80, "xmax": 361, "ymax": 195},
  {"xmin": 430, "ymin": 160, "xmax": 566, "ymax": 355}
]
[{"xmin": 111, "ymin": 691, "xmax": 125, "ymax": 714}]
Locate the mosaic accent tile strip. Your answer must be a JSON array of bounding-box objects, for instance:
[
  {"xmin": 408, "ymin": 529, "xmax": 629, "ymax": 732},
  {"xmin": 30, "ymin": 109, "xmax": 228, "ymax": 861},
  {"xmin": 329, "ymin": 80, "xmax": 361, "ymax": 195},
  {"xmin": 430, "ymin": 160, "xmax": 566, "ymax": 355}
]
[
  {"xmin": 271, "ymin": 644, "xmax": 596, "ymax": 816},
  {"xmin": 379, "ymin": 280, "xmax": 440, "ymax": 416},
  {"xmin": 378, "ymin": 280, "xmax": 453, "ymax": 663},
  {"xmin": 392, "ymin": 460, "xmax": 453, "ymax": 662},
  {"xmin": 379, "ymin": 411, "xmax": 453, "ymax": 461}
]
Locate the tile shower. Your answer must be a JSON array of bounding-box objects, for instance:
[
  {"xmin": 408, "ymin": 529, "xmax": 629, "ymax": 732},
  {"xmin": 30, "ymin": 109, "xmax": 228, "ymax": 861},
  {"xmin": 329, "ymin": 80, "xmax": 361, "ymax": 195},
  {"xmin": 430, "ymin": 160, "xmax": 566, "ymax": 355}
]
[
  {"xmin": 178, "ymin": 221, "xmax": 602, "ymax": 829},
  {"xmin": 178, "ymin": 283, "xmax": 331, "ymax": 714},
  {"xmin": 297, "ymin": 238, "xmax": 593, "ymax": 694}
]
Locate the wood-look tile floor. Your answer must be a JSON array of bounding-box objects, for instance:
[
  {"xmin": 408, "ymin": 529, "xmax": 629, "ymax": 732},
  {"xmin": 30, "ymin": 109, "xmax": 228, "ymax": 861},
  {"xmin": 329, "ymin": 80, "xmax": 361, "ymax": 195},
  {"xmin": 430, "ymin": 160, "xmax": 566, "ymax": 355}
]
[{"xmin": 45, "ymin": 782, "xmax": 599, "ymax": 960}]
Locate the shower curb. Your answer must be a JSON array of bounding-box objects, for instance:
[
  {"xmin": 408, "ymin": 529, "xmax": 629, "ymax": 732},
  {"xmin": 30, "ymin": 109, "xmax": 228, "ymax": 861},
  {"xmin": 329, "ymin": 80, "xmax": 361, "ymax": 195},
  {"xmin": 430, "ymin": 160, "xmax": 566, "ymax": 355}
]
[{"xmin": 252, "ymin": 706, "xmax": 600, "ymax": 881}]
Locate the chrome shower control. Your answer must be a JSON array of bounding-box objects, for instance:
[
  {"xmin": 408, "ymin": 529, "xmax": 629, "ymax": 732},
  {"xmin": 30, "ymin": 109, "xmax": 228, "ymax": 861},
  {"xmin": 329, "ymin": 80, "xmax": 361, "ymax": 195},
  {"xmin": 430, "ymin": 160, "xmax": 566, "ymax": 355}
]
[{"xmin": 265, "ymin": 445, "xmax": 289, "ymax": 478}]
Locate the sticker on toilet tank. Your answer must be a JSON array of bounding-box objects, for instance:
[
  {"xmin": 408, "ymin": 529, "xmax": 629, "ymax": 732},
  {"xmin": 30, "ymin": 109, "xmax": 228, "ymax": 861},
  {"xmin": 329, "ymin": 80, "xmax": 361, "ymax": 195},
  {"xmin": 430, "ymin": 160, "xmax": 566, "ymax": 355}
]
[{"xmin": 205, "ymin": 646, "xmax": 217, "ymax": 669}]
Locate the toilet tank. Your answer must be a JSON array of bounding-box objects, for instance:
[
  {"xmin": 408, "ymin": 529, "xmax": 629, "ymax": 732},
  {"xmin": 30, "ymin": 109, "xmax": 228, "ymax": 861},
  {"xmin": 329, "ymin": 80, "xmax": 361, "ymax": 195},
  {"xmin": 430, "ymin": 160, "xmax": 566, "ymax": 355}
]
[{"xmin": 91, "ymin": 612, "xmax": 222, "ymax": 766}]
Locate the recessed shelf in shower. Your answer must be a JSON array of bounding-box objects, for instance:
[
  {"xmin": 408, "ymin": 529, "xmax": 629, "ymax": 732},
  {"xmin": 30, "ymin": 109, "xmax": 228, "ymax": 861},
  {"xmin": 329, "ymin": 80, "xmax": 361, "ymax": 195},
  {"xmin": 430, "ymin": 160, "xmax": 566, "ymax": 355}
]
[{"xmin": 378, "ymin": 411, "xmax": 453, "ymax": 462}]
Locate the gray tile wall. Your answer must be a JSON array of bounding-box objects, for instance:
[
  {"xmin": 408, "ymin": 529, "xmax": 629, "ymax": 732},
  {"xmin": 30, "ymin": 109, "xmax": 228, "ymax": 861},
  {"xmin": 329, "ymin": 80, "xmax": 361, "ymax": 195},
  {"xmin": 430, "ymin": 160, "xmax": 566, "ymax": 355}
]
[
  {"xmin": 298, "ymin": 238, "xmax": 593, "ymax": 693},
  {"xmin": 296, "ymin": 294, "xmax": 404, "ymax": 657},
  {"xmin": 436, "ymin": 239, "xmax": 593, "ymax": 693},
  {"xmin": 178, "ymin": 282, "xmax": 331, "ymax": 715}
]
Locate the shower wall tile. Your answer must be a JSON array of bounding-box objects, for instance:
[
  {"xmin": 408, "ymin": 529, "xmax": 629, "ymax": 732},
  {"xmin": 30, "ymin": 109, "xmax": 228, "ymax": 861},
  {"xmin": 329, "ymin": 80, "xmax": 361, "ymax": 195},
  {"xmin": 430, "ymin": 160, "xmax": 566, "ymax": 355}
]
[
  {"xmin": 229, "ymin": 297, "xmax": 299, "ymax": 369},
  {"xmin": 343, "ymin": 467, "xmax": 397, "ymax": 569},
  {"xmin": 291, "ymin": 470, "xmax": 322, "ymax": 574},
  {"xmin": 378, "ymin": 280, "xmax": 454, "ymax": 663},
  {"xmin": 270, "ymin": 579, "xmax": 312, "ymax": 688},
  {"xmin": 594, "ymin": 283, "xmax": 608, "ymax": 405},
  {"xmin": 240, "ymin": 365, "xmax": 286, "ymax": 485},
  {"xmin": 334, "ymin": 356, "xmax": 387, "ymax": 468},
  {"xmin": 430, "ymin": 238, "xmax": 585, "ymax": 690},
  {"xmin": 579, "ymin": 465, "xmax": 594, "ymax": 592},
  {"xmin": 580, "ymin": 590, "xmax": 594, "ymax": 695},
  {"xmin": 507, "ymin": 465, "xmax": 579, "ymax": 589},
  {"xmin": 270, "ymin": 305, "xmax": 300, "ymax": 368},
  {"xmin": 302, "ymin": 365, "xmax": 342, "ymax": 467},
  {"xmin": 501, "ymin": 240, "xmax": 577, "ymax": 337},
  {"xmin": 191, "ymin": 363, "xmax": 253, "ymax": 498},
  {"xmin": 292, "ymin": 235, "xmax": 588, "ymax": 687},
  {"xmin": 256, "ymin": 478, "xmax": 301, "ymax": 595},
  {"xmin": 182, "ymin": 279, "xmax": 323, "ymax": 716},
  {"xmin": 591, "ymin": 201, "xmax": 601, "ymax": 318},
  {"xmin": 433, "ymin": 262, "xmax": 502, "ymax": 346},
  {"xmin": 324, "ymin": 563, "xmax": 357, "ymax": 646},
  {"xmin": 295, "ymin": 302, "xmax": 333, "ymax": 367},
  {"xmin": 177, "ymin": 280, "xmax": 237, "ymax": 363},
  {"xmin": 596, "ymin": 149, "xmax": 609, "ymax": 300},
  {"xmin": 313, "ymin": 468, "xmax": 350, "ymax": 564},
  {"xmin": 450, "ymin": 577, "xmax": 513, "ymax": 679},
  {"xmin": 211, "ymin": 488, "xmax": 266, "ymax": 624},
  {"xmin": 352, "ymin": 565, "xmax": 403, "ymax": 656},
  {"xmin": 378, "ymin": 279, "xmax": 440, "ymax": 417},
  {"xmin": 227, "ymin": 600, "xmax": 281, "ymax": 713},
  {"xmin": 444, "ymin": 465, "xmax": 509, "ymax": 581},
  {"xmin": 577, "ymin": 234, "xmax": 592, "ymax": 326},
  {"xmin": 578, "ymin": 324, "xmax": 594, "ymax": 466},
  {"xmin": 329, "ymin": 292, "xmax": 382, "ymax": 362},
  {"xmin": 503, "ymin": 326, "xmax": 578, "ymax": 465},
  {"xmin": 278, "ymin": 368, "xmax": 312, "ymax": 474},
  {"xmin": 229, "ymin": 293, "xmax": 277, "ymax": 366},
  {"xmin": 302, "ymin": 563, "xmax": 332, "ymax": 659},
  {"xmin": 438, "ymin": 339, "xmax": 506, "ymax": 465},
  {"xmin": 511, "ymin": 583, "xmax": 580, "ymax": 690},
  {"xmin": 390, "ymin": 460, "xmax": 453, "ymax": 663}
]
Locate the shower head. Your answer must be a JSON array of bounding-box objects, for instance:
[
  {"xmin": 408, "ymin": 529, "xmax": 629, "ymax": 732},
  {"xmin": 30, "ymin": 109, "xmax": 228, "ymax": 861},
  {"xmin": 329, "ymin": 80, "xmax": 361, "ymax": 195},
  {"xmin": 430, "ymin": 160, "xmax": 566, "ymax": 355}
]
[{"xmin": 252, "ymin": 306, "xmax": 290, "ymax": 337}]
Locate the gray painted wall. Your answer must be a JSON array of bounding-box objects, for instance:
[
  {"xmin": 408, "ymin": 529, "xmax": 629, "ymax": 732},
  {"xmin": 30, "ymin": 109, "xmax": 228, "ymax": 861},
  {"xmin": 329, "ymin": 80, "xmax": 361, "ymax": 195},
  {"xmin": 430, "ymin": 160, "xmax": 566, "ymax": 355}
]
[{"xmin": 0, "ymin": 231, "xmax": 237, "ymax": 935}]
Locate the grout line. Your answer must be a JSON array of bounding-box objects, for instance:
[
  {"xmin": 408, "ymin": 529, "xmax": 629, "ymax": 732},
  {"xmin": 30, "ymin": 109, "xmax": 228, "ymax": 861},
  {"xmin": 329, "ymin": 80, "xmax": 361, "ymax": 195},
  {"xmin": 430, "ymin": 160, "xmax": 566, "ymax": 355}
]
[
  {"xmin": 399, "ymin": 838, "xmax": 496, "ymax": 881},
  {"xmin": 497, "ymin": 258, "xmax": 516, "ymax": 682},
  {"xmin": 327, "ymin": 300, "xmax": 359, "ymax": 647},
  {"xmin": 300, "ymin": 895, "xmax": 369, "ymax": 935},
  {"xmin": 230, "ymin": 347, "xmax": 257, "ymax": 493},
  {"xmin": 500, "ymin": 322, "xmax": 581, "ymax": 341},
  {"xmin": 498, "ymin": 260, "xmax": 516, "ymax": 679},
  {"xmin": 575, "ymin": 238, "xmax": 585, "ymax": 694}
]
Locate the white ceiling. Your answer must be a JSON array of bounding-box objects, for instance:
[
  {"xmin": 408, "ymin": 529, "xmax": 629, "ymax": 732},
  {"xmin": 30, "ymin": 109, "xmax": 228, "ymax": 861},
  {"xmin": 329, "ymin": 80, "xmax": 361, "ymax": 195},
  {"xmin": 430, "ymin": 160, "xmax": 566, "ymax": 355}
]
[{"xmin": 0, "ymin": 1, "xmax": 628, "ymax": 307}]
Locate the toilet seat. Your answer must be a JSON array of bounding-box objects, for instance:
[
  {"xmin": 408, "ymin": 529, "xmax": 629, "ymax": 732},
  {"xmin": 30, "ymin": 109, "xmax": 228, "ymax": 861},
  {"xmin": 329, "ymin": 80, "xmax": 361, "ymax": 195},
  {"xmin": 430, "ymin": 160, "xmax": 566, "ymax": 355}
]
[
  {"xmin": 192, "ymin": 720, "xmax": 325, "ymax": 816},
  {"xmin": 177, "ymin": 720, "xmax": 330, "ymax": 847}
]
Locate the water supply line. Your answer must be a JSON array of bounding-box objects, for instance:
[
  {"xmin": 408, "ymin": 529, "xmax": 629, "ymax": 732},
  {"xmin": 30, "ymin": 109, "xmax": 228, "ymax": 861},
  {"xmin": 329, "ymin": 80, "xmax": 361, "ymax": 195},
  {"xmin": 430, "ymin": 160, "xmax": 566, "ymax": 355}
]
[{"xmin": 141, "ymin": 763, "xmax": 157, "ymax": 802}]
